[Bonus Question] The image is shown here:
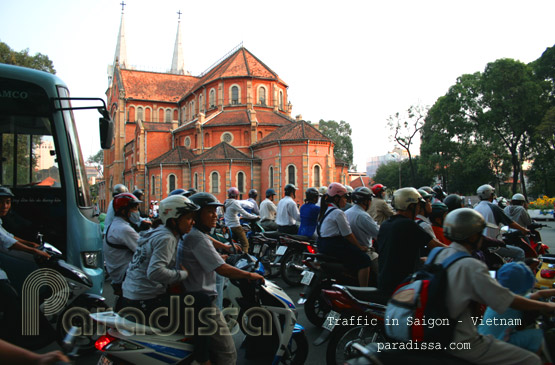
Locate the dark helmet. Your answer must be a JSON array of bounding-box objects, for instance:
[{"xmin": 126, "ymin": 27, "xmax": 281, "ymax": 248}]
[
  {"xmin": 112, "ymin": 184, "xmax": 128, "ymax": 196},
  {"xmin": 417, "ymin": 188, "xmax": 434, "ymax": 201},
  {"xmin": 113, "ymin": 193, "xmax": 141, "ymax": 214},
  {"xmin": 433, "ymin": 185, "xmax": 447, "ymax": 200},
  {"xmin": 248, "ymin": 189, "xmax": 258, "ymax": 199},
  {"xmin": 132, "ymin": 189, "xmax": 144, "ymax": 199},
  {"xmin": 284, "ymin": 184, "xmax": 297, "ymax": 195},
  {"xmin": 352, "ymin": 187, "xmax": 373, "ymax": 204},
  {"xmin": 430, "ymin": 202, "xmax": 449, "ymax": 220},
  {"xmin": 0, "ymin": 186, "xmax": 14, "ymax": 197},
  {"xmin": 419, "ymin": 186, "xmax": 435, "ymax": 197},
  {"xmin": 185, "ymin": 188, "xmax": 198, "ymax": 197},
  {"xmin": 305, "ymin": 187, "xmax": 319, "ymax": 201},
  {"xmin": 169, "ymin": 188, "xmax": 187, "ymax": 196},
  {"xmin": 189, "ymin": 192, "xmax": 224, "ymax": 209},
  {"xmin": 265, "ymin": 188, "xmax": 277, "ymax": 198},
  {"xmin": 444, "ymin": 194, "xmax": 463, "ymax": 212}
]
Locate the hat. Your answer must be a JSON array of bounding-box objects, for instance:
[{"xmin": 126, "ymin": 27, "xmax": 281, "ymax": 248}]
[{"xmin": 496, "ymin": 262, "xmax": 535, "ymax": 295}]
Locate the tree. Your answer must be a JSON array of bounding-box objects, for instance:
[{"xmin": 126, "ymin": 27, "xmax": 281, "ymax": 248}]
[
  {"xmin": 372, "ymin": 157, "xmax": 434, "ymax": 191},
  {"xmin": 87, "ymin": 150, "xmax": 104, "ymax": 178},
  {"xmin": 317, "ymin": 120, "xmax": 354, "ymax": 169},
  {"xmin": 387, "ymin": 105, "xmax": 427, "ymax": 186},
  {"xmin": 0, "ymin": 41, "xmax": 56, "ymax": 74}
]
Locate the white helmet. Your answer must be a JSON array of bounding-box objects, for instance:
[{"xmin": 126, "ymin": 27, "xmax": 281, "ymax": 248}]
[
  {"xmin": 476, "ymin": 184, "xmax": 495, "ymax": 200},
  {"xmin": 392, "ymin": 187, "xmax": 424, "ymax": 210},
  {"xmin": 511, "ymin": 193, "xmax": 526, "ymax": 202},
  {"xmin": 159, "ymin": 195, "xmax": 200, "ymax": 225}
]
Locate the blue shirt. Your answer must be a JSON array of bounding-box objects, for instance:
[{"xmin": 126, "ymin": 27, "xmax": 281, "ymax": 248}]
[{"xmin": 298, "ymin": 202, "xmax": 320, "ymax": 238}]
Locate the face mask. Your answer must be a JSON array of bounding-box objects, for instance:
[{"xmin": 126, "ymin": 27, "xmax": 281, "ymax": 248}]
[{"xmin": 129, "ymin": 211, "xmax": 141, "ymax": 225}]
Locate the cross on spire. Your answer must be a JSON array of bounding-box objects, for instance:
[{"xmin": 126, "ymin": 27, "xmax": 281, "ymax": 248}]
[
  {"xmin": 177, "ymin": 10, "xmax": 182, "ymax": 20},
  {"xmin": 120, "ymin": 1, "xmax": 126, "ymax": 13}
]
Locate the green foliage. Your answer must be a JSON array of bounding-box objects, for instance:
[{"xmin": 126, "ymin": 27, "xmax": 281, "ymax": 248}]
[
  {"xmin": 373, "ymin": 156, "xmax": 434, "ymax": 190},
  {"xmin": 0, "ymin": 41, "xmax": 56, "ymax": 74},
  {"xmin": 317, "ymin": 120, "xmax": 354, "ymax": 169}
]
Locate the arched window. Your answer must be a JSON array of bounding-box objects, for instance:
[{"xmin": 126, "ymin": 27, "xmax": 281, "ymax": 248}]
[
  {"xmin": 128, "ymin": 106, "xmax": 135, "ymax": 122},
  {"xmin": 313, "ymin": 165, "xmax": 321, "ymax": 187},
  {"xmin": 211, "ymin": 172, "xmax": 219, "ymax": 193},
  {"xmin": 279, "ymin": 90, "xmax": 284, "ymax": 110},
  {"xmin": 165, "ymin": 109, "xmax": 172, "ymax": 122},
  {"xmin": 269, "ymin": 166, "xmax": 274, "ymax": 188},
  {"xmin": 190, "ymin": 101, "xmax": 195, "ymax": 119},
  {"xmin": 158, "ymin": 108, "xmax": 164, "ymax": 122},
  {"xmin": 258, "ymin": 86, "xmax": 266, "ymax": 105},
  {"xmin": 231, "ymin": 86, "xmax": 239, "ymax": 105},
  {"xmin": 194, "ymin": 173, "xmax": 199, "ymax": 190},
  {"xmin": 168, "ymin": 174, "xmax": 176, "ymax": 193},
  {"xmin": 237, "ymin": 172, "xmax": 245, "ymax": 193},
  {"xmin": 137, "ymin": 106, "xmax": 144, "ymax": 121},
  {"xmin": 287, "ymin": 164, "xmax": 296, "ymax": 185},
  {"xmin": 145, "ymin": 107, "xmax": 151, "ymax": 122},
  {"xmin": 209, "ymin": 89, "xmax": 216, "ymax": 107},
  {"xmin": 151, "ymin": 175, "xmax": 156, "ymax": 195},
  {"xmin": 199, "ymin": 94, "xmax": 204, "ymax": 113},
  {"xmin": 204, "ymin": 132, "xmax": 210, "ymax": 148}
]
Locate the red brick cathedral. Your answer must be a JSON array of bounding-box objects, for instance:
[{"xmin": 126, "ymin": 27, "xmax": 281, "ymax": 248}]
[{"xmin": 101, "ymin": 10, "xmax": 349, "ymax": 210}]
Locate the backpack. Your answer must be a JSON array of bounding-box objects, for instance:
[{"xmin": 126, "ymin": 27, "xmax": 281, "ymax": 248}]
[{"xmin": 384, "ymin": 247, "xmax": 470, "ymax": 345}]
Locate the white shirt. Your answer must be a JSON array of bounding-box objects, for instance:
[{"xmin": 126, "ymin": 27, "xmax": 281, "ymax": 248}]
[
  {"xmin": 224, "ymin": 199, "xmax": 258, "ymax": 228},
  {"xmin": 345, "ymin": 204, "xmax": 379, "ymax": 246},
  {"xmin": 319, "ymin": 204, "xmax": 352, "ymax": 237},
  {"xmin": 474, "ymin": 200, "xmax": 499, "ymax": 238},
  {"xmin": 259, "ymin": 198, "xmax": 277, "ymax": 221},
  {"xmin": 275, "ymin": 196, "xmax": 300, "ymax": 226},
  {"xmin": 415, "ymin": 214, "xmax": 437, "ymax": 239}
]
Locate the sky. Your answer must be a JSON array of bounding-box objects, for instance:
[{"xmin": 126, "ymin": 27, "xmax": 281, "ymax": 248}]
[{"xmin": 1, "ymin": 0, "xmax": 554, "ymax": 171}]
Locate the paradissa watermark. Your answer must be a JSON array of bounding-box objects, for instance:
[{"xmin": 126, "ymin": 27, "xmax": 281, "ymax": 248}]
[{"xmin": 21, "ymin": 268, "xmax": 273, "ymax": 337}]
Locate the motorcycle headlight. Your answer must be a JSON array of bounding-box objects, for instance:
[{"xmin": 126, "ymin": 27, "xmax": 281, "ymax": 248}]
[{"xmin": 82, "ymin": 251, "xmax": 100, "ymax": 268}]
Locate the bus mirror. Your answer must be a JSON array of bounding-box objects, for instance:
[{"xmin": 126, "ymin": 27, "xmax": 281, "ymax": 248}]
[{"xmin": 99, "ymin": 116, "xmax": 114, "ymax": 149}]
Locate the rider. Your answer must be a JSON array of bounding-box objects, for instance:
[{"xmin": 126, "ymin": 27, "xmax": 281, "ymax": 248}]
[
  {"xmin": 224, "ymin": 187, "xmax": 259, "ymax": 252},
  {"xmin": 443, "ymin": 193, "xmax": 464, "ymax": 212},
  {"xmin": 275, "ymin": 184, "xmax": 301, "ymax": 234},
  {"xmin": 368, "ymin": 184, "xmax": 394, "ymax": 224},
  {"xmin": 341, "ymin": 185, "xmax": 354, "ymax": 211},
  {"xmin": 297, "ymin": 187, "xmax": 320, "ymax": 239},
  {"xmin": 432, "ymin": 184, "xmax": 447, "ymax": 202},
  {"xmin": 317, "ymin": 182, "xmax": 372, "ymax": 286},
  {"xmin": 247, "ymin": 189, "xmax": 260, "ymax": 215},
  {"xmin": 178, "ymin": 192, "xmax": 265, "ymax": 365},
  {"xmin": 504, "ymin": 193, "xmax": 533, "ymax": 229},
  {"xmin": 429, "ymin": 202, "xmax": 450, "ymax": 245},
  {"xmin": 259, "ymin": 188, "xmax": 278, "ymax": 231},
  {"xmin": 376, "ymin": 187, "xmax": 447, "ymax": 295},
  {"xmin": 415, "ymin": 188, "xmax": 436, "ymax": 239},
  {"xmin": 103, "ymin": 192, "xmax": 141, "ymax": 305},
  {"xmin": 103, "ymin": 183, "xmax": 128, "ymax": 234},
  {"xmin": 130, "ymin": 189, "xmax": 152, "ymax": 231},
  {"xmin": 439, "ymin": 208, "xmax": 554, "ymax": 364}
]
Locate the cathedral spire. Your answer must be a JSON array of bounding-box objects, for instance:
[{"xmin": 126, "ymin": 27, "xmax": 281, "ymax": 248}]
[
  {"xmin": 108, "ymin": 2, "xmax": 128, "ymax": 85},
  {"xmin": 170, "ymin": 11, "xmax": 188, "ymax": 75}
]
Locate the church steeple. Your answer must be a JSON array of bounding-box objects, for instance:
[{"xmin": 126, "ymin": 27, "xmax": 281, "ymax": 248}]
[
  {"xmin": 108, "ymin": 2, "xmax": 128, "ymax": 85},
  {"xmin": 170, "ymin": 11, "xmax": 188, "ymax": 75}
]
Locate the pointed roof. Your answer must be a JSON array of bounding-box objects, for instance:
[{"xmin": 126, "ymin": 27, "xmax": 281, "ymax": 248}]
[
  {"xmin": 253, "ymin": 121, "xmax": 331, "ymax": 148},
  {"xmin": 147, "ymin": 146, "xmax": 196, "ymax": 167},
  {"xmin": 170, "ymin": 19, "xmax": 187, "ymax": 75},
  {"xmin": 192, "ymin": 142, "xmax": 257, "ymax": 162},
  {"xmin": 113, "ymin": 12, "xmax": 128, "ymax": 69},
  {"xmin": 119, "ymin": 69, "xmax": 198, "ymax": 102}
]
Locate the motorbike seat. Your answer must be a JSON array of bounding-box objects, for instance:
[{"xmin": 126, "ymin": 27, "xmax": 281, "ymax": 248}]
[
  {"xmin": 284, "ymin": 234, "xmax": 314, "ymax": 243},
  {"xmin": 261, "ymin": 231, "xmax": 283, "ymax": 239},
  {"xmin": 90, "ymin": 311, "xmax": 159, "ymax": 335},
  {"xmin": 342, "ymin": 285, "xmax": 389, "ymax": 305},
  {"xmin": 314, "ymin": 253, "xmax": 343, "ymax": 263}
]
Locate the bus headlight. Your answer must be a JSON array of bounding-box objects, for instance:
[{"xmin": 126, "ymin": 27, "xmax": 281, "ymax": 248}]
[{"xmin": 82, "ymin": 251, "xmax": 100, "ymax": 268}]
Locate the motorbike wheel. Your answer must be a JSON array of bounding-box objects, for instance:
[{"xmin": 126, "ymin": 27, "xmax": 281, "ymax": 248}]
[
  {"xmin": 56, "ymin": 303, "xmax": 109, "ymax": 355},
  {"xmin": 326, "ymin": 324, "xmax": 385, "ymax": 365},
  {"xmin": 280, "ymin": 249, "xmax": 304, "ymax": 287},
  {"xmin": 282, "ymin": 331, "xmax": 309, "ymax": 365},
  {"xmin": 262, "ymin": 249, "xmax": 281, "ymax": 279},
  {"xmin": 304, "ymin": 288, "xmax": 330, "ymax": 327}
]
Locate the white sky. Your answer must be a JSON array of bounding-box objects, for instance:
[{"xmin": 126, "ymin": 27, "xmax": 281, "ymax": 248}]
[{"xmin": 1, "ymin": 0, "xmax": 554, "ymax": 171}]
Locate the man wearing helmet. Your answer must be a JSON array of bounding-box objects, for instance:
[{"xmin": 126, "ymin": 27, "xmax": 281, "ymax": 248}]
[
  {"xmin": 259, "ymin": 188, "xmax": 278, "ymax": 231},
  {"xmin": 297, "ymin": 187, "xmax": 320, "ymax": 239},
  {"xmin": 104, "ymin": 193, "xmax": 141, "ymax": 306},
  {"xmin": 178, "ymin": 192, "xmax": 265, "ymax": 364},
  {"xmin": 103, "ymin": 183, "xmax": 128, "ymax": 234},
  {"xmin": 224, "ymin": 187, "xmax": 259, "ymax": 252},
  {"xmin": 247, "ymin": 189, "xmax": 260, "ymax": 215},
  {"xmin": 376, "ymin": 187, "xmax": 447, "ymax": 295},
  {"xmin": 415, "ymin": 188, "xmax": 437, "ymax": 239},
  {"xmin": 368, "ymin": 184, "xmax": 394, "ymax": 224},
  {"xmin": 276, "ymin": 184, "xmax": 301, "ymax": 234},
  {"xmin": 504, "ymin": 193, "xmax": 532, "ymax": 229},
  {"xmin": 341, "ymin": 185, "xmax": 354, "ymax": 211},
  {"xmin": 435, "ymin": 208, "xmax": 553, "ymax": 364}
]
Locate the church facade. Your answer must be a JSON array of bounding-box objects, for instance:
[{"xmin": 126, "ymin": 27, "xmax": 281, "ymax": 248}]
[{"xmin": 101, "ymin": 11, "xmax": 350, "ymax": 211}]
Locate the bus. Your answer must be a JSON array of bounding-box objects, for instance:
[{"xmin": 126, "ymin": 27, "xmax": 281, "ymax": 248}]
[{"xmin": 0, "ymin": 63, "xmax": 113, "ymax": 294}]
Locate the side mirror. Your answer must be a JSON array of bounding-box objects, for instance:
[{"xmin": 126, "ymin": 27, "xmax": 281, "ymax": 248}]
[{"xmin": 99, "ymin": 114, "xmax": 114, "ymax": 150}]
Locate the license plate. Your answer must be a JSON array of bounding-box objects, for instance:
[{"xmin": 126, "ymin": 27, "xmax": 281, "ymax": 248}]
[
  {"xmin": 276, "ymin": 245, "xmax": 288, "ymax": 256},
  {"xmin": 97, "ymin": 355, "xmax": 114, "ymax": 365},
  {"xmin": 300, "ymin": 270, "xmax": 314, "ymax": 285},
  {"xmin": 253, "ymin": 245, "xmax": 261, "ymax": 254},
  {"xmin": 322, "ymin": 310, "xmax": 341, "ymax": 331}
]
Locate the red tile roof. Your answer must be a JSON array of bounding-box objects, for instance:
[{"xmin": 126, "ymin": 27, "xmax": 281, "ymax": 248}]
[
  {"xmin": 147, "ymin": 146, "xmax": 196, "ymax": 167},
  {"xmin": 256, "ymin": 110, "xmax": 295, "ymax": 126},
  {"xmin": 254, "ymin": 120, "xmax": 331, "ymax": 147},
  {"xmin": 204, "ymin": 110, "xmax": 250, "ymax": 127},
  {"xmin": 120, "ymin": 69, "xmax": 198, "ymax": 102},
  {"xmin": 192, "ymin": 142, "xmax": 257, "ymax": 162}
]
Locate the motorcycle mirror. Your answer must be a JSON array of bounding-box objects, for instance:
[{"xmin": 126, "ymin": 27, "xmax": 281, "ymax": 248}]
[{"xmin": 43, "ymin": 242, "xmax": 62, "ymax": 256}]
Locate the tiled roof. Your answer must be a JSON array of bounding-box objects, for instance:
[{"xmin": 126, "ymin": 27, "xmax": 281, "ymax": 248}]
[
  {"xmin": 192, "ymin": 142, "xmax": 257, "ymax": 162},
  {"xmin": 204, "ymin": 110, "xmax": 250, "ymax": 127},
  {"xmin": 147, "ymin": 146, "xmax": 196, "ymax": 167},
  {"xmin": 256, "ymin": 110, "xmax": 295, "ymax": 126},
  {"xmin": 254, "ymin": 120, "xmax": 331, "ymax": 147},
  {"xmin": 120, "ymin": 69, "xmax": 198, "ymax": 102},
  {"xmin": 174, "ymin": 109, "xmax": 293, "ymax": 132}
]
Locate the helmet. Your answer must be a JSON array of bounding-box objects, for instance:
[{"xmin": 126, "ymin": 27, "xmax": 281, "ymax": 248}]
[
  {"xmin": 189, "ymin": 192, "xmax": 224, "ymax": 209},
  {"xmin": 327, "ymin": 182, "xmax": 348, "ymax": 197},
  {"xmin": 419, "ymin": 186, "xmax": 435, "ymax": 197},
  {"xmin": 0, "ymin": 186, "xmax": 14, "ymax": 197},
  {"xmin": 433, "ymin": 185, "xmax": 446, "ymax": 199},
  {"xmin": 511, "ymin": 193, "xmax": 526, "ymax": 202},
  {"xmin": 392, "ymin": 187, "xmax": 423, "ymax": 210},
  {"xmin": 318, "ymin": 186, "xmax": 328, "ymax": 195},
  {"xmin": 284, "ymin": 184, "xmax": 297, "ymax": 195},
  {"xmin": 248, "ymin": 189, "xmax": 258, "ymax": 198},
  {"xmin": 132, "ymin": 189, "xmax": 144, "ymax": 199},
  {"xmin": 265, "ymin": 188, "xmax": 277, "ymax": 198},
  {"xmin": 159, "ymin": 195, "xmax": 200, "ymax": 225},
  {"xmin": 113, "ymin": 184, "xmax": 128, "ymax": 196},
  {"xmin": 496, "ymin": 262, "xmax": 535, "ymax": 295},
  {"xmin": 169, "ymin": 188, "xmax": 187, "ymax": 196},
  {"xmin": 476, "ymin": 184, "xmax": 495, "ymax": 200},
  {"xmin": 496, "ymin": 197, "xmax": 508, "ymax": 209},
  {"xmin": 430, "ymin": 202, "xmax": 449, "ymax": 218},
  {"xmin": 443, "ymin": 194, "xmax": 463, "ymax": 212},
  {"xmin": 113, "ymin": 193, "xmax": 141, "ymax": 214},
  {"xmin": 346, "ymin": 186, "xmax": 354, "ymax": 194},
  {"xmin": 305, "ymin": 187, "xmax": 319, "ymax": 201},
  {"xmin": 443, "ymin": 208, "xmax": 496, "ymax": 241},
  {"xmin": 184, "ymin": 188, "xmax": 198, "ymax": 197},
  {"xmin": 371, "ymin": 184, "xmax": 386, "ymax": 196},
  {"xmin": 417, "ymin": 188, "xmax": 434, "ymax": 201},
  {"xmin": 227, "ymin": 187, "xmax": 239, "ymax": 198},
  {"xmin": 352, "ymin": 187, "xmax": 373, "ymax": 204}
]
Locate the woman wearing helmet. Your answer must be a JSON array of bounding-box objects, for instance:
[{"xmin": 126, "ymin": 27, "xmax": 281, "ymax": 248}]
[
  {"xmin": 317, "ymin": 182, "xmax": 372, "ymax": 286},
  {"xmin": 178, "ymin": 192, "xmax": 265, "ymax": 365},
  {"xmin": 224, "ymin": 187, "xmax": 259, "ymax": 252},
  {"xmin": 103, "ymin": 193, "xmax": 142, "ymax": 304},
  {"xmin": 504, "ymin": 193, "xmax": 532, "ymax": 229},
  {"xmin": 297, "ymin": 187, "xmax": 320, "ymax": 239},
  {"xmin": 368, "ymin": 184, "xmax": 394, "ymax": 224}
]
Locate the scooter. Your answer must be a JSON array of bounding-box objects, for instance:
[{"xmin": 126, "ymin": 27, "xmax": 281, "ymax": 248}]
[{"xmin": 278, "ymin": 234, "xmax": 317, "ymax": 287}]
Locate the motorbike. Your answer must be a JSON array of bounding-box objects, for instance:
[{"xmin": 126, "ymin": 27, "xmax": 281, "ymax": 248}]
[
  {"xmin": 529, "ymin": 222, "xmax": 550, "ymax": 255},
  {"xmin": 0, "ymin": 235, "xmax": 107, "ymax": 354},
  {"xmin": 278, "ymin": 234, "xmax": 317, "ymax": 287},
  {"xmin": 535, "ymin": 254, "xmax": 555, "ymax": 289}
]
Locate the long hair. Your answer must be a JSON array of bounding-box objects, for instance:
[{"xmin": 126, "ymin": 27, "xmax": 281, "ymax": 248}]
[{"xmin": 318, "ymin": 194, "xmax": 341, "ymax": 222}]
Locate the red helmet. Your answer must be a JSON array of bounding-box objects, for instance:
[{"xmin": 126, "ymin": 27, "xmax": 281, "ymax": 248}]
[
  {"xmin": 113, "ymin": 193, "xmax": 141, "ymax": 214},
  {"xmin": 371, "ymin": 184, "xmax": 386, "ymax": 195},
  {"xmin": 227, "ymin": 187, "xmax": 239, "ymax": 198},
  {"xmin": 327, "ymin": 182, "xmax": 348, "ymax": 197}
]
